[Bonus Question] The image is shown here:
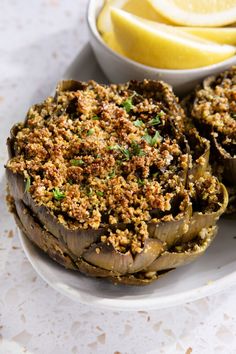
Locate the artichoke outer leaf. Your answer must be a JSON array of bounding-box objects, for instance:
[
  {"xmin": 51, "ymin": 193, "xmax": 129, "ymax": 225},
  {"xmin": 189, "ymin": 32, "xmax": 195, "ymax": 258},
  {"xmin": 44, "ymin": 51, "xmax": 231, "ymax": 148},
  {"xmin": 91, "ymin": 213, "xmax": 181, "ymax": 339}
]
[
  {"xmin": 128, "ymin": 238, "xmax": 164, "ymax": 273},
  {"xmin": 14, "ymin": 200, "xmax": 77, "ymax": 270},
  {"xmin": 212, "ymin": 134, "xmax": 236, "ymax": 185},
  {"xmin": 83, "ymin": 238, "xmax": 164, "ymax": 275},
  {"xmin": 23, "ymin": 191, "xmax": 104, "ymax": 258},
  {"xmin": 181, "ymin": 182, "xmax": 228, "ymax": 243},
  {"xmin": 148, "ymin": 195, "xmax": 192, "ymax": 247},
  {"xmin": 83, "ymin": 243, "xmax": 134, "ymax": 275},
  {"xmin": 146, "ymin": 226, "xmax": 217, "ymax": 272}
]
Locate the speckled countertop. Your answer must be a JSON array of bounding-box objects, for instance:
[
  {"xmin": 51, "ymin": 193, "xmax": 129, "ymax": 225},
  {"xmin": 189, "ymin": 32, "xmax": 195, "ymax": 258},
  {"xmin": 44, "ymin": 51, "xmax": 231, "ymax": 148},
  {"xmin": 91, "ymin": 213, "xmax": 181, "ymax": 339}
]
[{"xmin": 1, "ymin": 1, "xmax": 236, "ymax": 353}]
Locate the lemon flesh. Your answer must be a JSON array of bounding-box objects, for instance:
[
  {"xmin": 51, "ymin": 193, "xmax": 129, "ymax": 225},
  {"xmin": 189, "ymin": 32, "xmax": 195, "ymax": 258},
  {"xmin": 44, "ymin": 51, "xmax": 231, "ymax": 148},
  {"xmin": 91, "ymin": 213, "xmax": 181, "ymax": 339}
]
[
  {"xmin": 123, "ymin": 0, "xmax": 171, "ymax": 23},
  {"xmin": 111, "ymin": 9, "xmax": 236, "ymax": 69},
  {"xmin": 103, "ymin": 26, "xmax": 236, "ymax": 51},
  {"xmin": 103, "ymin": 31, "xmax": 125, "ymax": 55},
  {"xmin": 182, "ymin": 27, "xmax": 236, "ymax": 45},
  {"xmin": 97, "ymin": 0, "xmax": 171, "ymax": 34},
  {"xmin": 149, "ymin": 0, "xmax": 236, "ymax": 27}
]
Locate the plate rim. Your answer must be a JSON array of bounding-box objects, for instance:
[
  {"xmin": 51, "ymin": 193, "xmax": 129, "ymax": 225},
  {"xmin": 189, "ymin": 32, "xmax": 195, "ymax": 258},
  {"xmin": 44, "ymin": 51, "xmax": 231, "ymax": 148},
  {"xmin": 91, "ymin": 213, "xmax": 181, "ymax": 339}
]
[{"xmin": 18, "ymin": 228, "xmax": 236, "ymax": 311}]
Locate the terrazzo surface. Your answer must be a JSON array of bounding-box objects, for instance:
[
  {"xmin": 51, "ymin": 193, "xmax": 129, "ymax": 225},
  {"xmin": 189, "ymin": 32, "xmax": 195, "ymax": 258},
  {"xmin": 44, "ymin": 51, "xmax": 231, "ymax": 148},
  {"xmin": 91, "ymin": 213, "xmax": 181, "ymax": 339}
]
[{"xmin": 1, "ymin": 1, "xmax": 236, "ymax": 353}]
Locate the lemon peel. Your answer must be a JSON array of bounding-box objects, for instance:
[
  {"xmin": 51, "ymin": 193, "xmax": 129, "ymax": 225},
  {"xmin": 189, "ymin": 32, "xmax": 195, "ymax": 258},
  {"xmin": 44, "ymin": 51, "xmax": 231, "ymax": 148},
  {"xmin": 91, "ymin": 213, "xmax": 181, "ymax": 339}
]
[{"xmin": 148, "ymin": 0, "xmax": 236, "ymax": 27}]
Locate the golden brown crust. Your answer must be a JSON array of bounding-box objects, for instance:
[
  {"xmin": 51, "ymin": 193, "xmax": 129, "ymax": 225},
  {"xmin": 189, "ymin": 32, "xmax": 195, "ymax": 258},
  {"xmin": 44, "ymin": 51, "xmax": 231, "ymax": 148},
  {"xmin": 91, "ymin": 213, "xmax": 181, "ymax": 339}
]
[{"xmin": 5, "ymin": 79, "xmax": 228, "ymax": 284}]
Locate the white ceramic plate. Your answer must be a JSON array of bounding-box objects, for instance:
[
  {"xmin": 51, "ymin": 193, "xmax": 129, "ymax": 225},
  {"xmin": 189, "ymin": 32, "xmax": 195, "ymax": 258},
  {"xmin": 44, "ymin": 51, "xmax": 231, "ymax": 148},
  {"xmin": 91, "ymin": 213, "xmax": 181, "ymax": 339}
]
[{"xmin": 18, "ymin": 44, "xmax": 236, "ymax": 311}]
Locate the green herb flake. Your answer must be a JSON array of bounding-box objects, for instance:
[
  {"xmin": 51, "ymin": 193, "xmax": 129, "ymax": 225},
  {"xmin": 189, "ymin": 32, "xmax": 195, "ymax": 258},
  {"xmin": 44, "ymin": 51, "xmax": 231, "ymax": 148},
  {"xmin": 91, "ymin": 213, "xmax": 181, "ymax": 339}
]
[
  {"xmin": 119, "ymin": 147, "xmax": 131, "ymax": 160},
  {"xmin": 52, "ymin": 187, "xmax": 65, "ymax": 201},
  {"xmin": 108, "ymin": 170, "xmax": 116, "ymax": 179},
  {"xmin": 107, "ymin": 145, "xmax": 119, "ymax": 151},
  {"xmin": 137, "ymin": 178, "xmax": 145, "ymax": 186},
  {"xmin": 143, "ymin": 133, "xmax": 153, "ymax": 145},
  {"xmin": 149, "ymin": 112, "xmax": 163, "ymax": 126},
  {"xmin": 232, "ymin": 113, "xmax": 236, "ymax": 120},
  {"xmin": 175, "ymin": 245, "xmax": 183, "ymax": 252},
  {"xmin": 25, "ymin": 176, "xmax": 31, "ymax": 193},
  {"xmin": 130, "ymin": 141, "xmax": 145, "ymax": 157},
  {"xmin": 143, "ymin": 131, "xmax": 162, "ymax": 147},
  {"xmin": 86, "ymin": 187, "xmax": 93, "ymax": 197},
  {"xmin": 87, "ymin": 128, "xmax": 95, "ymax": 136},
  {"xmin": 108, "ymin": 144, "xmax": 133, "ymax": 160},
  {"xmin": 121, "ymin": 97, "xmax": 134, "ymax": 113},
  {"xmin": 133, "ymin": 119, "xmax": 144, "ymax": 128},
  {"xmin": 152, "ymin": 131, "xmax": 162, "ymax": 145},
  {"xmin": 96, "ymin": 191, "xmax": 104, "ymax": 197},
  {"xmin": 92, "ymin": 115, "xmax": 100, "ymax": 120},
  {"xmin": 70, "ymin": 159, "xmax": 84, "ymax": 166},
  {"xmin": 68, "ymin": 179, "xmax": 74, "ymax": 185}
]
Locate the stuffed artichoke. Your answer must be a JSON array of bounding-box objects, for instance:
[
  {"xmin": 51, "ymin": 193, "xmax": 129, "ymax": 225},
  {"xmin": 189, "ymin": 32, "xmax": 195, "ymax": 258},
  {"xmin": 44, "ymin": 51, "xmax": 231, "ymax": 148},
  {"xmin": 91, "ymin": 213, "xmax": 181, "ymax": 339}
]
[
  {"xmin": 183, "ymin": 67, "xmax": 236, "ymax": 213},
  {"xmin": 6, "ymin": 80, "xmax": 228, "ymax": 285}
]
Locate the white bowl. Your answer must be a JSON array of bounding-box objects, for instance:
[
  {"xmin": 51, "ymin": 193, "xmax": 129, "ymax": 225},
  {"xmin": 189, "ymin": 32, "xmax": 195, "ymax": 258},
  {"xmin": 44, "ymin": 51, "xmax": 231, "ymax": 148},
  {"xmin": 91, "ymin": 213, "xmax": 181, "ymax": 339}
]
[{"xmin": 87, "ymin": 0, "xmax": 236, "ymax": 95}]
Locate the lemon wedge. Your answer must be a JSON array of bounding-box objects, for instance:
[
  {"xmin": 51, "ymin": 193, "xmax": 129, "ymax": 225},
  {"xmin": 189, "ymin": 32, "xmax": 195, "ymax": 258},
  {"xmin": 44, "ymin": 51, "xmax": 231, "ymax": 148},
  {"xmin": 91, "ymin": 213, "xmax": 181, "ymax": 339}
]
[
  {"xmin": 148, "ymin": 0, "xmax": 236, "ymax": 27},
  {"xmin": 103, "ymin": 31, "xmax": 125, "ymax": 55},
  {"xmin": 97, "ymin": 0, "xmax": 171, "ymax": 34},
  {"xmin": 181, "ymin": 27, "xmax": 236, "ymax": 45},
  {"xmin": 110, "ymin": 9, "xmax": 236, "ymax": 69},
  {"xmin": 103, "ymin": 27, "xmax": 236, "ymax": 49}
]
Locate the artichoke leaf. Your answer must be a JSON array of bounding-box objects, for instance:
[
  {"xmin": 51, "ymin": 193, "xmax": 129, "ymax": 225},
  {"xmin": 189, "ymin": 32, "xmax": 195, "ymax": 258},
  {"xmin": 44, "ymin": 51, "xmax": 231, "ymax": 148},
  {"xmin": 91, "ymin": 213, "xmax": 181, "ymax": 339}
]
[
  {"xmin": 146, "ymin": 226, "xmax": 217, "ymax": 272},
  {"xmin": 7, "ymin": 124, "xmax": 21, "ymax": 158},
  {"xmin": 83, "ymin": 242, "xmax": 133, "ymax": 275},
  {"xmin": 55, "ymin": 80, "xmax": 86, "ymax": 95},
  {"xmin": 14, "ymin": 200, "xmax": 77, "ymax": 270},
  {"xmin": 148, "ymin": 195, "xmax": 192, "ymax": 247},
  {"xmin": 181, "ymin": 182, "xmax": 228, "ymax": 243},
  {"xmin": 23, "ymin": 192, "xmax": 105, "ymax": 257},
  {"xmin": 83, "ymin": 238, "xmax": 164, "ymax": 275},
  {"xmin": 128, "ymin": 238, "xmax": 164, "ymax": 273},
  {"xmin": 188, "ymin": 130, "xmax": 210, "ymax": 181},
  {"xmin": 77, "ymin": 258, "xmax": 118, "ymax": 278},
  {"xmin": 212, "ymin": 134, "xmax": 236, "ymax": 185},
  {"xmin": 6, "ymin": 168, "xmax": 25, "ymax": 201}
]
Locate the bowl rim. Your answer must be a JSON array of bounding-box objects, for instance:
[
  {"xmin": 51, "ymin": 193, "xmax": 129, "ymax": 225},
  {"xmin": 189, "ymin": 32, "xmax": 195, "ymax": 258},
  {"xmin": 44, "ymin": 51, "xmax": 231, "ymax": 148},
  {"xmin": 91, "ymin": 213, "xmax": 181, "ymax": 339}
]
[{"xmin": 87, "ymin": 0, "xmax": 236, "ymax": 75}]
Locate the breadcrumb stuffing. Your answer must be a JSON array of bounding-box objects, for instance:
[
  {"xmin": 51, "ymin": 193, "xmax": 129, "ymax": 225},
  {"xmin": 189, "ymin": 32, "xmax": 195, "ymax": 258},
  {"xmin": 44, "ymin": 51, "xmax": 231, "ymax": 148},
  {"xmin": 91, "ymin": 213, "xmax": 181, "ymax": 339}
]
[{"xmin": 7, "ymin": 79, "xmax": 225, "ymax": 254}]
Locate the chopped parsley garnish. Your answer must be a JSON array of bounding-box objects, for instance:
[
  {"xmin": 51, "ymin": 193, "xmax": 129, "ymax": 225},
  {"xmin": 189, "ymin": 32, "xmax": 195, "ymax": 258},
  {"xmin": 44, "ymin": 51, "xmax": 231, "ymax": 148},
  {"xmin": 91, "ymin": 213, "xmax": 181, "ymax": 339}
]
[
  {"xmin": 70, "ymin": 159, "xmax": 84, "ymax": 166},
  {"xmin": 92, "ymin": 115, "xmax": 100, "ymax": 120},
  {"xmin": 52, "ymin": 187, "xmax": 65, "ymax": 200},
  {"xmin": 137, "ymin": 178, "xmax": 145, "ymax": 186},
  {"xmin": 107, "ymin": 144, "xmax": 130, "ymax": 159},
  {"xmin": 175, "ymin": 245, "xmax": 183, "ymax": 252},
  {"xmin": 25, "ymin": 176, "xmax": 31, "ymax": 193},
  {"xmin": 232, "ymin": 113, "xmax": 236, "ymax": 120},
  {"xmin": 96, "ymin": 191, "xmax": 104, "ymax": 197},
  {"xmin": 149, "ymin": 111, "xmax": 164, "ymax": 126},
  {"xmin": 130, "ymin": 141, "xmax": 145, "ymax": 157},
  {"xmin": 119, "ymin": 147, "xmax": 131, "ymax": 160},
  {"xmin": 68, "ymin": 179, "xmax": 73, "ymax": 185},
  {"xmin": 87, "ymin": 128, "xmax": 95, "ymax": 136},
  {"xmin": 107, "ymin": 145, "xmax": 119, "ymax": 151},
  {"xmin": 86, "ymin": 187, "xmax": 93, "ymax": 196},
  {"xmin": 143, "ymin": 131, "xmax": 162, "ymax": 146},
  {"xmin": 108, "ymin": 170, "xmax": 116, "ymax": 179},
  {"xmin": 108, "ymin": 142, "xmax": 144, "ymax": 160},
  {"xmin": 121, "ymin": 97, "xmax": 134, "ymax": 113},
  {"xmin": 133, "ymin": 119, "xmax": 144, "ymax": 127}
]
